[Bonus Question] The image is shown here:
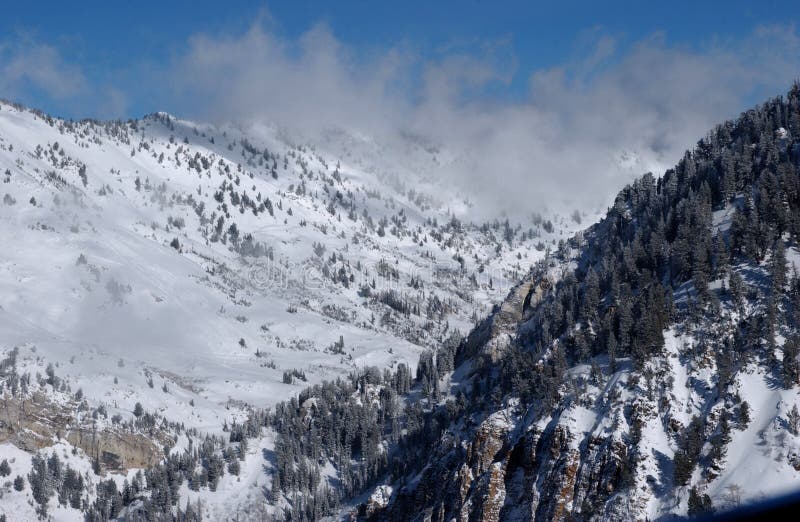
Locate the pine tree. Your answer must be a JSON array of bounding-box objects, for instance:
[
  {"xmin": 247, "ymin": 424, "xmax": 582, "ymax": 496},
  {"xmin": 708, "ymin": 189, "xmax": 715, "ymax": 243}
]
[
  {"xmin": 739, "ymin": 401, "xmax": 751, "ymax": 428},
  {"xmin": 791, "ymin": 269, "xmax": 800, "ymax": 324},
  {"xmin": 728, "ymin": 271, "xmax": 745, "ymax": 311},
  {"xmin": 783, "ymin": 337, "xmax": 800, "ymax": 388},
  {"xmin": 607, "ymin": 330, "xmax": 618, "ymax": 372},
  {"xmin": 709, "ymin": 412, "xmax": 732, "ymax": 464},
  {"xmin": 771, "ymin": 239, "xmax": 787, "ymax": 293},
  {"xmin": 688, "ymin": 487, "xmax": 714, "ymax": 517},
  {"xmin": 788, "ymin": 404, "xmax": 800, "ymax": 436}
]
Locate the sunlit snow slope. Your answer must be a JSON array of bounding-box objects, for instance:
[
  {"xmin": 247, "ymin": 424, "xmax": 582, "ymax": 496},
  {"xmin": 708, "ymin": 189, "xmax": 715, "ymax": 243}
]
[{"xmin": 0, "ymin": 101, "xmax": 573, "ymax": 434}]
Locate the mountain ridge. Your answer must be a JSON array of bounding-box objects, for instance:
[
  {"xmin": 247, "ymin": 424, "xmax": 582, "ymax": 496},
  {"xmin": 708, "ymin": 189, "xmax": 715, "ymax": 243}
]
[
  {"xmin": 1, "ymin": 85, "xmax": 800, "ymax": 520},
  {"xmin": 0, "ymin": 97, "xmax": 574, "ymax": 520},
  {"xmin": 350, "ymin": 84, "xmax": 800, "ymax": 521}
]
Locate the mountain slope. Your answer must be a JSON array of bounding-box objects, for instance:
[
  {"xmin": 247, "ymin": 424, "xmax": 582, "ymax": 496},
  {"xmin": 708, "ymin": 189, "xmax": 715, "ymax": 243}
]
[
  {"xmin": 0, "ymin": 101, "xmax": 572, "ymax": 519},
  {"xmin": 4, "ymin": 85, "xmax": 800, "ymax": 521},
  {"xmin": 257, "ymin": 86, "xmax": 800, "ymax": 521},
  {"xmin": 351, "ymin": 85, "xmax": 800, "ymax": 521}
]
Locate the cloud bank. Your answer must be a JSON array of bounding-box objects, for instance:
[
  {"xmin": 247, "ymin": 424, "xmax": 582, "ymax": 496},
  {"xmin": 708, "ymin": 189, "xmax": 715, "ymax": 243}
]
[
  {"xmin": 161, "ymin": 22, "xmax": 800, "ymax": 215},
  {"xmin": 3, "ymin": 22, "xmax": 800, "ymax": 216}
]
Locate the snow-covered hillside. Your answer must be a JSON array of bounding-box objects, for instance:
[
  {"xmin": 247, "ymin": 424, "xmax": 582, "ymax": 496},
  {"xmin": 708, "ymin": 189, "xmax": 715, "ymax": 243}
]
[
  {"xmin": 355, "ymin": 90, "xmax": 800, "ymax": 521},
  {"xmin": 0, "ymin": 101, "xmax": 577, "ymax": 519}
]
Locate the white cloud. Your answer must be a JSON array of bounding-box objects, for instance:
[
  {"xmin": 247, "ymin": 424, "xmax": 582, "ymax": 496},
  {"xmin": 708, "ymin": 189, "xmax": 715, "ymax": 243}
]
[
  {"xmin": 3, "ymin": 21, "xmax": 800, "ymax": 216},
  {"xmin": 0, "ymin": 39, "xmax": 88, "ymax": 100},
  {"xmin": 0, "ymin": 34, "xmax": 131, "ymax": 119},
  {"xmin": 160, "ymin": 22, "xmax": 800, "ymax": 216},
  {"xmin": 168, "ymin": 23, "xmax": 411, "ymax": 133}
]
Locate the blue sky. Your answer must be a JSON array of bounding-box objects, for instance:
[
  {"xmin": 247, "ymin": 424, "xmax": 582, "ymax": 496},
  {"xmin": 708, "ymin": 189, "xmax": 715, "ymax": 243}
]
[{"xmin": 2, "ymin": 1, "xmax": 799, "ymax": 119}]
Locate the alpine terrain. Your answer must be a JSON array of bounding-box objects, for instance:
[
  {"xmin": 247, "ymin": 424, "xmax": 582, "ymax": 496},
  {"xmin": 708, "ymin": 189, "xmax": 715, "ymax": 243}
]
[
  {"xmin": 1, "ymin": 65, "xmax": 800, "ymax": 522},
  {"xmin": 0, "ymin": 98, "xmax": 573, "ymax": 520}
]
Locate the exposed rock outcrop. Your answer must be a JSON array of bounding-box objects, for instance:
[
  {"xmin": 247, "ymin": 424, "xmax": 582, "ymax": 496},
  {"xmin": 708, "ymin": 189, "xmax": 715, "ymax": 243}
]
[
  {"xmin": 376, "ymin": 410, "xmax": 630, "ymax": 522},
  {"xmin": 0, "ymin": 390, "xmax": 163, "ymax": 471}
]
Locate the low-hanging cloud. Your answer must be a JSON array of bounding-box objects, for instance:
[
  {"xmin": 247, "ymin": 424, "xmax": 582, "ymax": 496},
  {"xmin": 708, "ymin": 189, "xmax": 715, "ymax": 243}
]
[
  {"xmin": 162, "ymin": 22, "xmax": 800, "ymax": 217},
  {"xmin": 168, "ymin": 22, "xmax": 411, "ymax": 133},
  {"xmin": 4, "ymin": 21, "xmax": 800, "ymax": 218},
  {"xmin": 430, "ymin": 28, "xmax": 800, "ymax": 215}
]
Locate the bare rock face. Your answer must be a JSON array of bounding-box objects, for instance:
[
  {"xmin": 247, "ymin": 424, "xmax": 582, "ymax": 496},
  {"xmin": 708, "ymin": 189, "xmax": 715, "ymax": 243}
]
[
  {"xmin": 374, "ymin": 408, "xmax": 631, "ymax": 522},
  {"xmin": 0, "ymin": 390, "xmax": 163, "ymax": 471},
  {"xmin": 364, "ymin": 268, "xmax": 635, "ymax": 522},
  {"xmin": 65, "ymin": 427, "xmax": 163, "ymax": 470},
  {"xmin": 469, "ymin": 413, "xmax": 511, "ymax": 475},
  {"xmin": 457, "ymin": 274, "xmax": 554, "ymax": 368},
  {"xmin": 463, "ymin": 462, "xmax": 506, "ymax": 522},
  {"xmin": 0, "ymin": 391, "xmax": 73, "ymax": 451},
  {"xmin": 458, "ymin": 413, "xmax": 513, "ymax": 522}
]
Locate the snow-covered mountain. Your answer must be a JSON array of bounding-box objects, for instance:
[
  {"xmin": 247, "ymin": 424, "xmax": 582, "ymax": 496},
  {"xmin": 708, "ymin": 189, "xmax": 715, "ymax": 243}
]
[
  {"xmin": 339, "ymin": 87, "xmax": 800, "ymax": 521},
  {"xmin": 0, "ymin": 101, "xmax": 574, "ymax": 520},
  {"xmin": 4, "ymin": 85, "xmax": 800, "ymax": 522}
]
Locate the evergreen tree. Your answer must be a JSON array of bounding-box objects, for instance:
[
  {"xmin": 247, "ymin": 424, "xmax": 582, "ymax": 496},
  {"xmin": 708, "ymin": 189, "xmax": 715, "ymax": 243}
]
[
  {"xmin": 739, "ymin": 401, "xmax": 751, "ymax": 428},
  {"xmin": 688, "ymin": 487, "xmax": 714, "ymax": 517},
  {"xmin": 788, "ymin": 404, "xmax": 800, "ymax": 436},
  {"xmin": 783, "ymin": 337, "xmax": 800, "ymax": 388}
]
